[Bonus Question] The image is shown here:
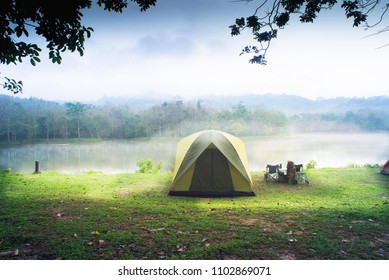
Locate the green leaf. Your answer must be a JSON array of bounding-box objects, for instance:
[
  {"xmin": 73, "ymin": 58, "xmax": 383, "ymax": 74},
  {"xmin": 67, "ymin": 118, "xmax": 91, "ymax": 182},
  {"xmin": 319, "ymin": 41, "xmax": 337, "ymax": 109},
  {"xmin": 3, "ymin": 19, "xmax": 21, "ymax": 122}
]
[{"xmin": 30, "ymin": 58, "xmax": 36, "ymax": 66}]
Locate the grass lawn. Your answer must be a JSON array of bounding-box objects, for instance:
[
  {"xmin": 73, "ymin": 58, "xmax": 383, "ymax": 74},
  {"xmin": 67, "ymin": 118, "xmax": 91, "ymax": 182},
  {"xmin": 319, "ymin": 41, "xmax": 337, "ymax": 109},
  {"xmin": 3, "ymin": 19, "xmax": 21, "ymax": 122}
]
[{"xmin": 0, "ymin": 167, "xmax": 388, "ymax": 260}]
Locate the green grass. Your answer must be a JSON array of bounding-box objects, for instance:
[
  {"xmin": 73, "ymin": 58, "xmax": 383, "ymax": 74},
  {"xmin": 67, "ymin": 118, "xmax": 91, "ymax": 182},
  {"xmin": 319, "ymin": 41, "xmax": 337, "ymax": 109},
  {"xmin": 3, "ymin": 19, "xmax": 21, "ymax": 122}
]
[{"xmin": 0, "ymin": 167, "xmax": 388, "ymax": 260}]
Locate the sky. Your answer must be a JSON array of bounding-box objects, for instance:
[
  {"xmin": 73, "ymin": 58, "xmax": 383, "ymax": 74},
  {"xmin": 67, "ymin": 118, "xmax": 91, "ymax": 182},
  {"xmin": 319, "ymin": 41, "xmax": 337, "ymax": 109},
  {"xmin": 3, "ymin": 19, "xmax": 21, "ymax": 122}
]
[{"xmin": 2, "ymin": 0, "xmax": 389, "ymax": 102}]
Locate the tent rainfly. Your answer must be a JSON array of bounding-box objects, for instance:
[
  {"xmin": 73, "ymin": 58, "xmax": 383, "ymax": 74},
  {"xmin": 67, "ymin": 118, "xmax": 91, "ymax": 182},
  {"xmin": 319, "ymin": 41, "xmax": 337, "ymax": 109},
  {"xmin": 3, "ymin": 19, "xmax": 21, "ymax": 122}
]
[
  {"xmin": 168, "ymin": 130, "xmax": 255, "ymax": 196},
  {"xmin": 381, "ymin": 160, "xmax": 389, "ymax": 175}
]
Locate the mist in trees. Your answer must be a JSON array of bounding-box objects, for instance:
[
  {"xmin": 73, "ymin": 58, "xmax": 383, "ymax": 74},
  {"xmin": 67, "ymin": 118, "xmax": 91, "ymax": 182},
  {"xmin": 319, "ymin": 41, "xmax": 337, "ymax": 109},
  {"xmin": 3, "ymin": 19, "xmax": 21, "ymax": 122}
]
[
  {"xmin": 0, "ymin": 97, "xmax": 287, "ymax": 142},
  {"xmin": 0, "ymin": 95, "xmax": 388, "ymax": 143}
]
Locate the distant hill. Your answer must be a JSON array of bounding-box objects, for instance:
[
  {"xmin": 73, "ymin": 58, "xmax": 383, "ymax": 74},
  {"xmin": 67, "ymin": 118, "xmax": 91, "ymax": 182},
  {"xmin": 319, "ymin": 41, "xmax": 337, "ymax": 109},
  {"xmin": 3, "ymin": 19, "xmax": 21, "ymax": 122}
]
[
  {"xmin": 2, "ymin": 93, "xmax": 389, "ymax": 115},
  {"xmin": 197, "ymin": 94, "xmax": 389, "ymax": 115},
  {"xmin": 92, "ymin": 93, "xmax": 389, "ymax": 115},
  {"xmin": 92, "ymin": 95, "xmax": 170, "ymax": 111}
]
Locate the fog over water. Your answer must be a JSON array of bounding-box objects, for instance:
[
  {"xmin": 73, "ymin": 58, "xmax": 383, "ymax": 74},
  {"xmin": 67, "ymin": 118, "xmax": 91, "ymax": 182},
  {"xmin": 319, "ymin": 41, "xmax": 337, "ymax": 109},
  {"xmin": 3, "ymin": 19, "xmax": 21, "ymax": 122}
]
[
  {"xmin": 1, "ymin": 133, "xmax": 388, "ymax": 174},
  {"xmin": 245, "ymin": 133, "xmax": 389, "ymax": 171}
]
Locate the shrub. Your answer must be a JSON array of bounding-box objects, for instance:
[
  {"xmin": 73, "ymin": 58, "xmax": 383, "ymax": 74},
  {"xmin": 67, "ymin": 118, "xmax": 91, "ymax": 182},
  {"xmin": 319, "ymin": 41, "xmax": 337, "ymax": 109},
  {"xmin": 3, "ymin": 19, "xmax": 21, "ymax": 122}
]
[
  {"xmin": 136, "ymin": 159, "xmax": 163, "ymax": 174},
  {"xmin": 85, "ymin": 170, "xmax": 102, "ymax": 174},
  {"xmin": 364, "ymin": 163, "xmax": 382, "ymax": 169},
  {"xmin": 1, "ymin": 168, "xmax": 11, "ymax": 174},
  {"xmin": 306, "ymin": 160, "xmax": 317, "ymax": 169}
]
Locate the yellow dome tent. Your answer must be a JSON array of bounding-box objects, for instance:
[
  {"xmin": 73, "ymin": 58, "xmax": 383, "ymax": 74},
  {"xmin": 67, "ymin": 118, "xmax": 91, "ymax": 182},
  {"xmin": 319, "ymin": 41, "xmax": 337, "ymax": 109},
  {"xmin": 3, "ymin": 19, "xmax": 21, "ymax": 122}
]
[{"xmin": 168, "ymin": 130, "xmax": 255, "ymax": 196}]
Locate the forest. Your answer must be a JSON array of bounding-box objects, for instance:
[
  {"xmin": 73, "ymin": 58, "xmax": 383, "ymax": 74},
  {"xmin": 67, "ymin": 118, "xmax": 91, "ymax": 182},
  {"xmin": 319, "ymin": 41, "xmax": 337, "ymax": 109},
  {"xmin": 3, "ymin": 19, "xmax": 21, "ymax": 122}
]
[{"xmin": 0, "ymin": 94, "xmax": 388, "ymax": 143}]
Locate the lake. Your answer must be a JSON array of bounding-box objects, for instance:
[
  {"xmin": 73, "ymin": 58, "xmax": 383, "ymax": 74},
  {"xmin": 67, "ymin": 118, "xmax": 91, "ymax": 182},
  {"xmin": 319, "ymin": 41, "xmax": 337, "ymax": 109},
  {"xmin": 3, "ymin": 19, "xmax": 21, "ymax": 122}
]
[{"xmin": 1, "ymin": 132, "xmax": 388, "ymax": 173}]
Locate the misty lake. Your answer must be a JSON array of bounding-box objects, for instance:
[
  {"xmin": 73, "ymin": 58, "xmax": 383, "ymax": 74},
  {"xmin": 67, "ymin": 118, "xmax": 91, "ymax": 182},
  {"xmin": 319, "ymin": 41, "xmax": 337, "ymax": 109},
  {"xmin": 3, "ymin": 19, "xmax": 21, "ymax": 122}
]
[{"xmin": 1, "ymin": 132, "xmax": 388, "ymax": 174}]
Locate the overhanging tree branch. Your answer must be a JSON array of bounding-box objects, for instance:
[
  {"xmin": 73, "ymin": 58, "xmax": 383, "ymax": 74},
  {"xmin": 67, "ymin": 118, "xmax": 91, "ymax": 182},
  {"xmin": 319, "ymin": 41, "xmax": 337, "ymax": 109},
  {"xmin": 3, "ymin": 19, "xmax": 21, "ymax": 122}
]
[
  {"xmin": 1, "ymin": 0, "xmax": 156, "ymax": 94},
  {"xmin": 0, "ymin": 76, "xmax": 23, "ymax": 94},
  {"xmin": 231, "ymin": 0, "xmax": 389, "ymax": 64}
]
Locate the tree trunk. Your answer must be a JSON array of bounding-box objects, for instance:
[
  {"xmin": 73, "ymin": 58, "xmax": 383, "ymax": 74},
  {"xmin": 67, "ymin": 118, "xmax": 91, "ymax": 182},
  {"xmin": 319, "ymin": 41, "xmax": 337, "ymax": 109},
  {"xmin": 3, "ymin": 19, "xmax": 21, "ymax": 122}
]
[
  {"xmin": 7, "ymin": 118, "xmax": 10, "ymax": 143},
  {"xmin": 77, "ymin": 117, "xmax": 81, "ymax": 139},
  {"xmin": 46, "ymin": 118, "xmax": 50, "ymax": 141},
  {"xmin": 65, "ymin": 119, "xmax": 68, "ymax": 139}
]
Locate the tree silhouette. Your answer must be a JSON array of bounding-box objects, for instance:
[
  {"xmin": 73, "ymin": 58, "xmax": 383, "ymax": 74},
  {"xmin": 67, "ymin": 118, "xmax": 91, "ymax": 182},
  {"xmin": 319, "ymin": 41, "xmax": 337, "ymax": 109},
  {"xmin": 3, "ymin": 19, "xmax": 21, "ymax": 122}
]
[
  {"xmin": 1, "ymin": 0, "xmax": 388, "ymax": 94},
  {"xmin": 0, "ymin": 0, "xmax": 156, "ymax": 93},
  {"xmin": 230, "ymin": 0, "xmax": 388, "ymax": 64}
]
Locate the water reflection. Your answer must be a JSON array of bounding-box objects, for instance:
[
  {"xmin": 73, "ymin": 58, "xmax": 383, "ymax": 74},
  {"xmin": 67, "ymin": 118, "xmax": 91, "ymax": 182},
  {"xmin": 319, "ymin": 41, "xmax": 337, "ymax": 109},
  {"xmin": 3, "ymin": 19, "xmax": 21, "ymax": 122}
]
[
  {"xmin": 0, "ymin": 133, "xmax": 388, "ymax": 173},
  {"xmin": 245, "ymin": 133, "xmax": 389, "ymax": 170}
]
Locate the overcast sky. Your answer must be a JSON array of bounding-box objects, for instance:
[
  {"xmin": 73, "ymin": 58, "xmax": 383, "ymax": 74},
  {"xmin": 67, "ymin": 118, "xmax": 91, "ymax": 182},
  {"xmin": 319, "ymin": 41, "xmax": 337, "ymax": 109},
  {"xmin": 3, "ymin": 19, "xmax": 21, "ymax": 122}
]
[{"xmin": 3, "ymin": 0, "xmax": 389, "ymax": 102}]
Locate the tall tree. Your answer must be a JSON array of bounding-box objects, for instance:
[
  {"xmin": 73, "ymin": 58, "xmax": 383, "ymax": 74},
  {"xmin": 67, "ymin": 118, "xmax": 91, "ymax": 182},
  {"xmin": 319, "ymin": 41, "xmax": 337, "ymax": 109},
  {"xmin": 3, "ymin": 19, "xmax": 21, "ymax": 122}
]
[{"xmin": 65, "ymin": 102, "xmax": 91, "ymax": 138}]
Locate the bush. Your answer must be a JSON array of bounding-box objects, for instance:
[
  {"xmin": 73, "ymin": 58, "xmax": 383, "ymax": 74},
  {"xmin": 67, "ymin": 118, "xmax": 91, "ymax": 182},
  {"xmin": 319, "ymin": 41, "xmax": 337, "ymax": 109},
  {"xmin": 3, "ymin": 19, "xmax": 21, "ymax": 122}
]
[
  {"xmin": 85, "ymin": 170, "xmax": 102, "ymax": 174},
  {"xmin": 347, "ymin": 163, "xmax": 360, "ymax": 168},
  {"xmin": 364, "ymin": 163, "xmax": 382, "ymax": 169},
  {"xmin": 306, "ymin": 160, "xmax": 317, "ymax": 169},
  {"xmin": 1, "ymin": 168, "xmax": 11, "ymax": 174},
  {"xmin": 136, "ymin": 159, "xmax": 163, "ymax": 174}
]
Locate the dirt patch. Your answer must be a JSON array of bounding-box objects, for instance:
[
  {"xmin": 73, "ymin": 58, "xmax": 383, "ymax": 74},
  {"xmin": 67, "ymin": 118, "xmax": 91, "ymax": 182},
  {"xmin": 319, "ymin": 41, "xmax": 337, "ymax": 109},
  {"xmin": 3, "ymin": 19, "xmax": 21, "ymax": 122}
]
[
  {"xmin": 223, "ymin": 254, "xmax": 240, "ymax": 260},
  {"xmin": 54, "ymin": 212, "xmax": 80, "ymax": 221},
  {"xmin": 358, "ymin": 179, "xmax": 386, "ymax": 185},
  {"xmin": 229, "ymin": 215, "xmax": 259, "ymax": 226},
  {"xmin": 47, "ymin": 205, "xmax": 81, "ymax": 221},
  {"xmin": 242, "ymin": 218, "xmax": 260, "ymax": 226},
  {"xmin": 229, "ymin": 215, "xmax": 286, "ymax": 233},
  {"xmin": 371, "ymin": 233, "xmax": 389, "ymax": 258},
  {"xmin": 277, "ymin": 251, "xmax": 297, "ymax": 260},
  {"xmin": 259, "ymin": 219, "xmax": 284, "ymax": 233},
  {"xmin": 375, "ymin": 233, "xmax": 389, "ymax": 244},
  {"xmin": 108, "ymin": 222, "xmax": 132, "ymax": 233},
  {"xmin": 117, "ymin": 190, "xmax": 130, "ymax": 196}
]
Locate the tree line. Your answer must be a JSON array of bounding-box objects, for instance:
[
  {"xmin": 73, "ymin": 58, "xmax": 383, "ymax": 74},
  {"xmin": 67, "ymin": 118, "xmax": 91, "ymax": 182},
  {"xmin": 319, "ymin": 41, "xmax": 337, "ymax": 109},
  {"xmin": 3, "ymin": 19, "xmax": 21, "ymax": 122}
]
[
  {"xmin": 0, "ymin": 96, "xmax": 387, "ymax": 143},
  {"xmin": 290, "ymin": 111, "xmax": 389, "ymax": 132},
  {"xmin": 0, "ymin": 96, "xmax": 287, "ymax": 142}
]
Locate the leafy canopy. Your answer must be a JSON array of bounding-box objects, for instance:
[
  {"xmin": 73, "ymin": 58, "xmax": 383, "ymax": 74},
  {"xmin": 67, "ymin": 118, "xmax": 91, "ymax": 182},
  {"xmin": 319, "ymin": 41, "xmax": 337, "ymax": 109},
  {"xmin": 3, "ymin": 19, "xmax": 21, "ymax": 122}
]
[
  {"xmin": 0, "ymin": 0, "xmax": 156, "ymax": 93},
  {"xmin": 1, "ymin": 0, "xmax": 387, "ymax": 94},
  {"xmin": 230, "ymin": 0, "xmax": 388, "ymax": 64}
]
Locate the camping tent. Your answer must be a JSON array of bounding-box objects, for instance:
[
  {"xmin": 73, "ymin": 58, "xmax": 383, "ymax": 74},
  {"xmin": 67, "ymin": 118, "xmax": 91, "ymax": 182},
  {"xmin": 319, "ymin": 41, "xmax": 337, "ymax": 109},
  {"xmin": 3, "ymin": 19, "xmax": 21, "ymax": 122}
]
[
  {"xmin": 168, "ymin": 130, "xmax": 255, "ymax": 196},
  {"xmin": 381, "ymin": 160, "xmax": 389, "ymax": 175}
]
